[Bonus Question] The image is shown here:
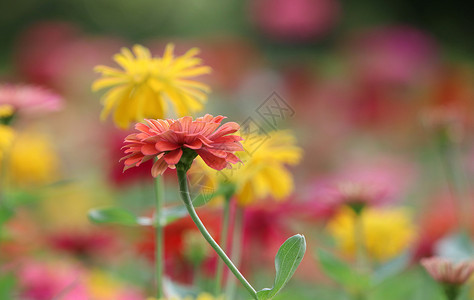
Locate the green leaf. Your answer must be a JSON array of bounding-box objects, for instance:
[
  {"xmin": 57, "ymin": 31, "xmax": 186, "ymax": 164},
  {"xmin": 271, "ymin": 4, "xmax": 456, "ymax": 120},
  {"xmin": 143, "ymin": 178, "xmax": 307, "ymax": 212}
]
[
  {"xmin": 372, "ymin": 252, "xmax": 410, "ymax": 286},
  {"xmin": 88, "ymin": 207, "xmax": 140, "ymax": 226},
  {"xmin": 317, "ymin": 249, "xmax": 369, "ymax": 291},
  {"xmin": 191, "ymin": 192, "xmax": 215, "ymax": 207},
  {"xmin": 257, "ymin": 234, "xmax": 306, "ymax": 300},
  {"xmin": 89, "ymin": 206, "xmax": 189, "ymax": 227},
  {"xmin": 192, "ymin": 182, "xmax": 235, "ymax": 207},
  {"xmin": 0, "ymin": 272, "xmax": 16, "ymax": 299},
  {"xmin": 0, "ymin": 205, "xmax": 14, "ymax": 227},
  {"xmin": 161, "ymin": 206, "xmax": 188, "ymax": 226}
]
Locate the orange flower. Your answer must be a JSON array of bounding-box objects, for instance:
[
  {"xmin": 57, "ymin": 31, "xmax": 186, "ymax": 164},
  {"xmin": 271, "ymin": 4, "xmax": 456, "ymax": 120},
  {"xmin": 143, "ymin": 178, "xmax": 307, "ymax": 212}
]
[
  {"xmin": 121, "ymin": 114, "xmax": 243, "ymax": 177},
  {"xmin": 421, "ymin": 257, "xmax": 474, "ymax": 285}
]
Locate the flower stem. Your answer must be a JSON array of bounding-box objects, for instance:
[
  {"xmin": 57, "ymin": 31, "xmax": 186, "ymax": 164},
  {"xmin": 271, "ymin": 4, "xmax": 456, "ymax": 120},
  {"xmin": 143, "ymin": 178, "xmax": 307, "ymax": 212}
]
[
  {"xmin": 176, "ymin": 168, "xmax": 257, "ymax": 300},
  {"xmin": 225, "ymin": 206, "xmax": 244, "ymax": 300},
  {"xmin": 443, "ymin": 283, "xmax": 460, "ymax": 300},
  {"xmin": 153, "ymin": 176, "xmax": 164, "ymax": 299},
  {"xmin": 353, "ymin": 213, "xmax": 368, "ymax": 300},
  {"xmin": 214, "ymin": 193, "xmax": 232, "ymax": 296},
  {"xmin": 435, "ymin": 128, "xmax": 471, "ymax": 230}
]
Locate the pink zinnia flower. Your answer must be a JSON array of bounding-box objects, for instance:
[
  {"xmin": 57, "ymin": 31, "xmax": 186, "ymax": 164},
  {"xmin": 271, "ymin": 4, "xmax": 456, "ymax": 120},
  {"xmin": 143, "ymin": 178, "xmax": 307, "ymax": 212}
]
[
  {"xmin": 308, "ymin": 161, "xmax": 415, "ymax": 216},
  {"xmin": 348, "ymin": 26, "xmax": 438, "ymax": 85},
  {"xmin": 421, "ymin": 257, "xmax": 474, "ymax": 286},
  {"xmin": 250, "ymin": 0, "xmax": 340, "ymax": 42},
  {"xmin": 121, "ymin": 114, "xmax": 243, "ymax": 177},
  {"xmin": 0, "ymin": 84, "xmax": 63, "ymax": 115},
  {"xmin": 18, "ymin": 261, "xmax": 88, "ymax": 300}
]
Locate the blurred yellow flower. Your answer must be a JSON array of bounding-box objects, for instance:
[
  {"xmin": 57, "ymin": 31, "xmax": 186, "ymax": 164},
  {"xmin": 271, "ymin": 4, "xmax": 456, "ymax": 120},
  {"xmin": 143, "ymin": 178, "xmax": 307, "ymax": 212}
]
[
  {"xmin": 190, "ymin": 130, "xmax": 302, "ymax": 206},
  {"xmin": 1, "ymin": 131, "xmax": 59, "ymax": 187},
  {"xmin": 0, "ymin": 104, "xmax": 14, "ymax": 118},
  {"xmin": 0, "ymin": 124, "xmax": 15, "ymax": 162},
  {"xmin": 86, "ymin": 270, "xmax": 140, "ymax": 300},
  {"xmin": 40, "ymin": 183, "xmax": 112, "ymax": 229},
  {"xmin": 327, "ymin": 207, "xmax": 416, "ymax": 262},
  {"xmin": 86, "ymin": 270, "xmax": 121, "ymax": 299},
  {"xmin": 147, "ymin": 293, "xmax": 223, "ymax": 300},
  {"xmin": 93, "ymin": 44, "xmax": 211, "ymax": 129}
]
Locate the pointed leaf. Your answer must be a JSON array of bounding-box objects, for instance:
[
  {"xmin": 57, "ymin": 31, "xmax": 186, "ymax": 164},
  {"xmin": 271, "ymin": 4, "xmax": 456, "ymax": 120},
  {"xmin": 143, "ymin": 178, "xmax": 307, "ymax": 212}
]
[
  {"xmin": 89, "ymin": 206, "xmax": 189, "ymax": 227},
  {"xmin": 191, "ymin": 192, "xmax": 215, "ymax": 207},
  {"xmin": 88, "ymin": 207, "xmax": 139, "ymax": 226},
  {"xmin": 257, "ymin": 234, "xmax": 306, "ymax": 300}
]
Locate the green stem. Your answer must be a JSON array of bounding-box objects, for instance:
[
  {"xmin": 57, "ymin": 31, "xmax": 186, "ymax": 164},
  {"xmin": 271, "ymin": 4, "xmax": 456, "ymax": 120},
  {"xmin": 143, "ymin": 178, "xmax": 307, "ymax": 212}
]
[
  {"xmin": 435, "ymin": 128, "xmax": 471, "ymax": 230},
  {"xmin": 443, "ymin": 283, "xmax": 460, "ymax": 300},
  {"xmin": 154, "ymin": 176, "xmax": 164, "ymax": 299},
  {"xmin": 214, "ymin": 193, "xmax": 232, "ymax": 296},
  {"xmin": 225, "ymin": 206, "xmax": 244, "ymax": 300},
  {"xmin": 353, "ymin": 213, "xmax": 368, "ymax": 300},
  {"xmin": 177, "ymin": 168, "xmax": 257, "ymax": 300}
]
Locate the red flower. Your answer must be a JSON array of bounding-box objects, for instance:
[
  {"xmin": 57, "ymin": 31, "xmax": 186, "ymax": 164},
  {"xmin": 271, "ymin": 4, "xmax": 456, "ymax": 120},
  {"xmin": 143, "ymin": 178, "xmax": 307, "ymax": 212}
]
[
  {"xmin": 136, "ymin": 210, "xmax": 220, "ymax": 283},
  {"xmin": 121, "ymin": 114, "xmax": 243, "ymax": 177}
]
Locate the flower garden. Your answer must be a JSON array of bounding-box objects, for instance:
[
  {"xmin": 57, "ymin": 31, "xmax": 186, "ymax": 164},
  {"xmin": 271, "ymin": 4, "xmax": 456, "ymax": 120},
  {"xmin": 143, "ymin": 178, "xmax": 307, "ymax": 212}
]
[{"xmin": 1, "ymin": 1, "xmax": 474, "ymax": 299}]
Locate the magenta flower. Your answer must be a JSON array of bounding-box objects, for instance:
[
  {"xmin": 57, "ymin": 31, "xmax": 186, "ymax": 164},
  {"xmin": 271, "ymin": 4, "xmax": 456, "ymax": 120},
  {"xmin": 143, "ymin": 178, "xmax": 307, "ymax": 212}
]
[{"xmin": 250, "ymin": 0, "xmax": 340, "ymax": 42}]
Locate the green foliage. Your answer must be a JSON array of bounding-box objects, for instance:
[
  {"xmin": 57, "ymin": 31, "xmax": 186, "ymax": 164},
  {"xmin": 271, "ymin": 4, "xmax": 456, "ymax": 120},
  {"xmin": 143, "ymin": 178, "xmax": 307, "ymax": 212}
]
[
  {"xmin": 371, "ymin": 252, "xmax": 410, "ymax": 285},
  {"xmin": 0, "ymin": 273, "xmax": 15, "ymax": 299},
  {"xmin": 88, "ymin": 205, "xmax": 188, "ymax": 227},
  {"xmin": 192, "ymin": 182, "xmax": 235, "ymax": 207},
  {"xmin": 88, "ymin": 207, "xmax": 141, "ymax": 226},
  {"xmin": 317, "ymin": 249, "xmax": 370, "ymax": 293},
  {"xmin": 257, "ymin": 234, "xmax": 306, "ymax": 300}
]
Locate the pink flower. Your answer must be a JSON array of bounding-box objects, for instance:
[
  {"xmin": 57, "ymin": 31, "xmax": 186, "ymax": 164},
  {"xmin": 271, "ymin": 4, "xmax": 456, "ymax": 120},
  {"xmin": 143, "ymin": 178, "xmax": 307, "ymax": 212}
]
[
  {"xmin": 250, "ymin": 0, "xmax": 340, "ymax": 42},
  {"xmin": 421, "ymin": 257, "xmax": 474, "ymax": 285},
  {"xmin": 18, "ymin": 261, "xmax": 88, "ymax": 300},
  {"xmin": 348, "ymin": 26, "xmax": 438, "ymax": 85},
  {"xmin": 0, "ymin": 84, "xmax": 63, "ymax": 115},
  {"xmin": 308, "ymin": 160, "xmax": 415, "ymax": 215},
  {"xmin": 121, "ymin": 114, "xmax": 243, "ymax": 177}
]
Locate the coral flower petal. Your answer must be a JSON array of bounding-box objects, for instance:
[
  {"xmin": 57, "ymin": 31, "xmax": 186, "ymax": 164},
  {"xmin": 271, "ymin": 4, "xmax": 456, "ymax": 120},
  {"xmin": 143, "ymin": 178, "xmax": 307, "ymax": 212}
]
[
  {"xmin": 151, "ymin": 158, "xmax": 168, "ymax": 177},
  {"xmin": 155, "ymin": 140, "xmax": 180, "ymax": 152},
  {"xmin": 141, "ymin": 144, "xmax": 159, "ymax": 155},
  {"xmin": 196, "ymin": 149, "xmax": 228, "ymax": 170},
  {"xmin": 184, "ymin": 139, "xmax": 202, "ymax": 149},
  {"xmin": 164, "ymin": 148, "xmax": 183, "ymax": 165},
  {"xmin": 121, "ymin": 115, "xmax": 243, "ymax": 177},
  {"xmin": 208, "ymin": 122, "xmax": 240, "ymax": 139}
]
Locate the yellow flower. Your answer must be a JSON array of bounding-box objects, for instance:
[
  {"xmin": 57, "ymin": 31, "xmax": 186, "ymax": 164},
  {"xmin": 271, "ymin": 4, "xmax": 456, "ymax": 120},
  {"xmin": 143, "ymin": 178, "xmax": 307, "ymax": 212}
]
[
  {"xmin": 2, "ymin": 131, "xmax": 59, "ymax": 187},
  {"xmin": 93, "ymin": 44, "xmax": 211, "ymax": 128},
  {"xmin": 327, "ymin": 207, "xmax": 416, "ymax": 262},
  {"xmin": 0, "ymin": 125, "xmax": 15, "ymax": 162},
  {"xmin": 0, "ymin": 104, "xmax": 14, "ymax": 118},
  {"xmin": 147, "ymin": 293, "xmax": 223, "ymax": 300},
  {"xmin": 40, "ymin": 183, "xmax": 112, "ymax": 229},
  {"xmin": 86, "ymin": 270, "xmax": 141, "ymax": 300},
  {"xmin": 86, "ymin": 270, "xmax": 122, "ymax": 299},
  {"xmin": 190, "ymin": 130, "xmax": 302, "ymax": 206}
]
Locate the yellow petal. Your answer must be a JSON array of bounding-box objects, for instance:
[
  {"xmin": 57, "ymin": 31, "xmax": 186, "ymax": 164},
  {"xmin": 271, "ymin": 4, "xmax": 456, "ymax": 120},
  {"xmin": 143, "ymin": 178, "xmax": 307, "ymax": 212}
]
[{"xmin": 92, "ymin": 77, "xmax": 128, "ymax": 91}]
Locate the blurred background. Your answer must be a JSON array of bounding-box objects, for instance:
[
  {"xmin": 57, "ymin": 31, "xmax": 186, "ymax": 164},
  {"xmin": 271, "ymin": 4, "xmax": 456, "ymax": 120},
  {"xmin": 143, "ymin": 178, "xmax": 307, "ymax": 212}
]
[{"xmin": 1, "ymin": 0, "xmax": 474, "ymax": 299}]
